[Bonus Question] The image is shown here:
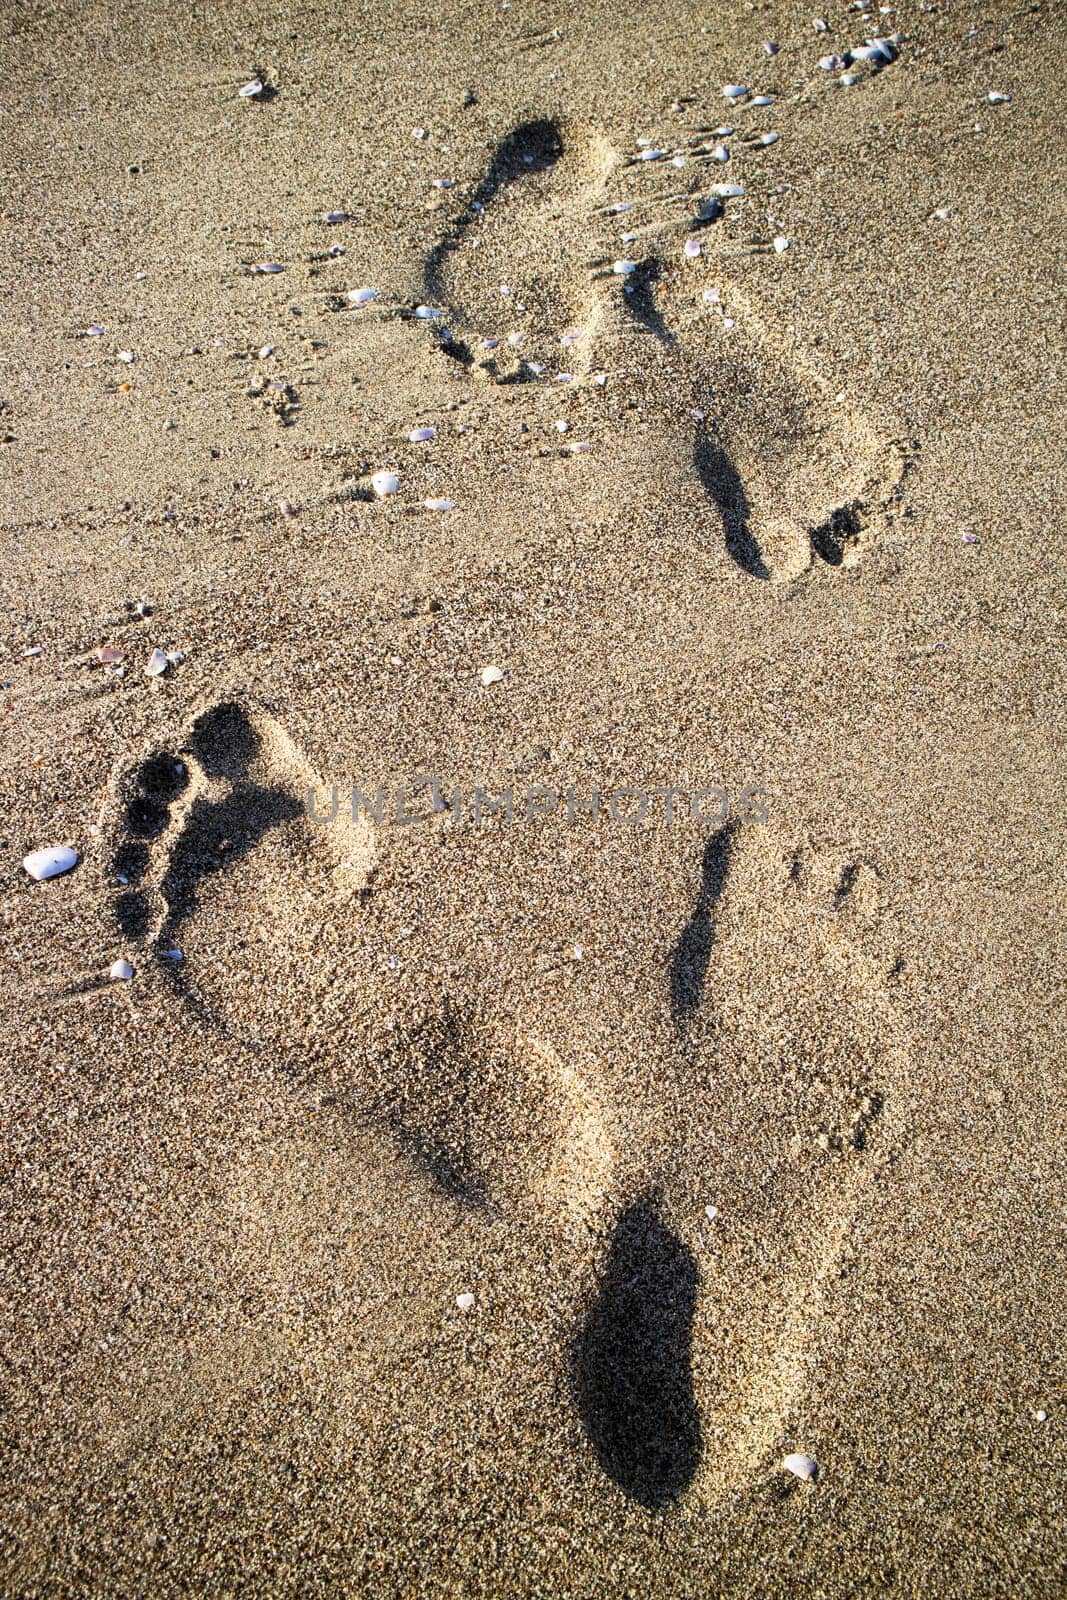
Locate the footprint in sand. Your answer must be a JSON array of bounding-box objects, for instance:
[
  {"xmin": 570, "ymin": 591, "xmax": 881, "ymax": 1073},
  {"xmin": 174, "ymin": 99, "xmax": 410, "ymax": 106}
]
[
  {"xmin": 103, "ymin": 698, "xmax": 374, "ymax": 1035},
  {"xmin": 569, "ymin": 821, "xmax": 909, "ymax": 1507},
  {"xmin": 414, "ymin": 113, "xmax": 910, "ymax": 579}
]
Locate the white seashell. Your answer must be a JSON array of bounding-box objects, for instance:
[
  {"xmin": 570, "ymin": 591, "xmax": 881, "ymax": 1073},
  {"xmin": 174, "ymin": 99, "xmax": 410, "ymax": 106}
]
[
  {"xmin": 413, "ymin": 304, "xmax": 441, "ymax": 319},
  {"xmin": 705, "ymin": 1204, "xmax": 719, "ymax": 1220},
  {"xmin": 773, "ymin": 235, "xmax": 790, "ymax": 252},
  {"xmin": 711, "ymin": 183, "xmax": 744, "ymax": 198},
  {"xmin": 818, "ymin": 53, "xmax": 844, "ymax": 69},
  {"xmin": 347, "ymin": 287, "xmax": 377, "ymax": 306},
  {"xmin": 987, "ymin": 91, "xmax": 1011, "ymax": 104},
  {"xmin": 610, "ymin": 201, "xmax": 632, "ymax": 213},
  {"xmin": 259, "ymin": 344, "xmax": 274, "ymax": 359},
  {"xmin": 322, "ymin": 210, "xmax": 348, "ymax": 224},
  {"xmin": 238, "ymin": 77, "xmax": 263, "ymax": 98},
  {"xmin": 250, "ymin": 261, "xmax": 284, "ymax": 274},
  {"xmin": 636, "ymin": 148, "xmax": 665, "ymax": 161},
  {"xmin": 751, "ymin": 94, "xmax": 774, "ymax": 106},
  {"xmin": 933, "ymin": 207, "xmax": 951, "ymax": 220},
  {"xmin": 782, "ymin": 1453, "xmax": 818, "ymax": 1481},
  {"xmin": 683, "ymin": 239, "xmax": 701, "ymax": 258},
  {"xmin": 715, "ymin": 125, "xmax": 734, "ymax": 135},
  {"xmin": 555, "ymin": 420, "xmax": 569, "ymax": 432},
  {"xmin": 554, "ymin": 372, "xmax": 573, "ymax": 383},
  {"xmin": 408, "ymin": 426, "xmax": 436, "ymax": 442},
  {"xmin": 672, "ymin": 156, "xmax": 686, "ymax": 168},
  {"xmin": 412, "ymin": 126, "xmax": 427, "ymax": 139},
  {"xmin": 423, "ymin": 498, "xmax": 455, "ymax": 511},
  {"xmin": 23, "ymin": 845, "xmax": 78, "ymax": 882},
  {"xmin": 758, "ymin": 131, "xmax": 780, "ymax": 145},
  {"xmin": 764, "ymin": 40, "xmax": 780, "ymax": 54},
  {"xmin": 23, "ymin": 644, "xmax": 42, "ymax": 657},
  {"xmin": 480, "ymin": 665, "xmax": 504, "ymax": 686},
  {"xmin": 371, "ymin": 470, "xmax": 399, "ymax": 497},
  {"xmin": 841, "ymin": 72, "xmax": 858, "ymax": 85},
  {"xmin": 118, "ymin": 350, "xmax": 135, "ymax": 363},
  {"xmin": 560, "ymin": 331, "xmax": 581, "ymax": 346},
  {"xmin": 145, "ymin": 647, "xmax": 171, "ymax": 677},
  {"xmin": 109, "ymin": 958, "xmax": 134, "ymax": 981},
  {"xmin": 86, "ymin": 324, "xmax": 105, "ymax": 336},
  {"xmin": 702, "ymin": 287, "xmax": 722, "ymax": 303},
  {"xmin": 722, "ymin": 84, "xmax": 748, "ymax": 98},
  {"xmin": 456, "ymin": 1293, "xmax": 475, "ymax": 1311},
  {"xmin": 613, "ymin": 260, "xmax": 638, "ymax": 275},
  {"xmin": 711, "ymin": 144, "xmax": 730, "ymax": 162},
  {"xmin": 813, "ymin": 17, "xmax": 829, "ymax": 30},
  {"xmin": 566, "ymin": 441, "xmax": 591, "ymax": 453}
]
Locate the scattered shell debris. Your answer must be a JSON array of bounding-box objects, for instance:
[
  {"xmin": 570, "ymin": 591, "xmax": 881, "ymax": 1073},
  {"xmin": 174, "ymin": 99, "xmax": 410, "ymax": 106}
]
[{"xmin": 23, "ymin": 846, "xmax": 79, "ymax": 882}]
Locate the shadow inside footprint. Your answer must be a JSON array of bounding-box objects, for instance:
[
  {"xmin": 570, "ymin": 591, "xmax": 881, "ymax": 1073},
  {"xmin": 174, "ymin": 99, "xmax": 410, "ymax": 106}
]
[
  {"xmin": 693, "ymin": 434, "xmax": 768, "ymax": 580},
  {"xmin": 809, "ymin": 502, "xmax": 862, "ymax": 567},
  {"xmin": 571, "ymin": 1198, "xmax": 701, "ymax": 1508},
  {"xmin": 158, "ymin": 786, "xmax": 303, "ymax": 936},
  {"xmin": 624, "ymin": 259, "xmax": 674, "ymax": 345},
  {"xmin": 669, "ymin": 825, "xmax": 732, "ymax": 1031},
  {"xmin": 424, "ymin": 117, "xmax": 564, "ymax": 302}
]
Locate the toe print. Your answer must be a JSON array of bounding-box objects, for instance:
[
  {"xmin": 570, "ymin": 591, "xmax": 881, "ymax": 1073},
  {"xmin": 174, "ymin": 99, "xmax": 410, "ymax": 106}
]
[{"xmin": 572, "ymin": 1197, "xmax": 701, "ymax": 1509}]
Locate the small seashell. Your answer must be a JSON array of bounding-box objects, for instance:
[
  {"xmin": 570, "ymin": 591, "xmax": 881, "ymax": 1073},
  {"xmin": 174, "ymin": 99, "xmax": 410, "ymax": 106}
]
[
  {"xmin": 412, "ymin": 126, "xmax": 427, "ymax": 139},
  {"xmin": 480, "ymin": 665, "xmax": 505, "ymax": 686},
  {"xmin": 117, "ymin": 350, "xmax": 135, "ymax": 363},
  {"xmin": 813, "ymin": 17, "xmax": 829, "ymax": 30},
  {"xmin": 322, "ymin": 210, "xmax": 348, "ymax": 224},
  {"xmin": 408, "ymin": 426, "xmax": 436, "ymax": 442},
  {"xmin": 782, "ymin": 1453, "xmax": 818, "ymax": 1481},
  {"xmin": 423, "ymin": 498, "xmax": 455, "ymax": 511},
  {"xmin": 250, "ymin": 261, "xmax": 284, "ymax": 274},
  {"xmin": 278, "ymin": 496, "xmax": 297, "ymax": 517},
  {"xmin": 86, "ymin": 324, "xmax": 106, "ymax": 336},
  {"xmin": 697, "ymin": 197, "xmax": 724, "ymax": 222},
  {"xmin": 165, "ymin": 947, "xmax": 183, "ymax": 962},
  {"xmin": 347, "ymin": 286, "xmax": 377, "ymax": 306},
  {"xmin": 413, "ymin": 304, "xmax": 442, "ymax": 319},
  {"xmin": 98, "ymin": 645, "xmax": 124, "ymax": 664},
  {"xmin": 23, "ymin": 845, "xmax": 78, "ymax": 882},
  {"xmin": 987, "ymin": 91, "xmax": 1011, "ymax": 104},
  {"xmin": 554, "ymin": 372, "xmax": 573, "ymax": 384},
  {"xmin": 613, "ymin": 260, "xmax": 638, "ymax": 275},
  {"xmin": 711, "ymin": 183, "xmax": 744, "ymax": 198},
  {"xmin": 773, "ymin": 235, "xmax": 790, "ymax": 252},
  {"xmin": 702, "ymin": 287, "xmax": 722, "ymax": 303},
  {"xmin": 683, "ymin": 239, "xmax": 701, "ymax": 258},
  {"xmin": 636, "ymin": 148, "xmax": 666, "ymax": 161},
  {"xmin": 565, "ymin": 441, "xmax": 591, "ymax": 453},
  {"xmin": 560, "ymin": 330, "xmax": 582, "ymax": 346},
  {"xmin": 705, "ymin": 1204, "xmax": 719, "ymax": 1221},
  {"xmin": 841, "ymin": 72, "xmax": 858, "ymax": 85},
  {"xmin": 555, "ymin": 419, "xmax": 569, "ymax": 432},
  {"xmin": 610, "ymin": 201, "xmax": 632, "ymax": 213},
  {"xmin": 145, "ymin": 647, "xmax": 171, "ymax": 677},
  {"xmin": 238, "ymin": 77, "xmax": 264, "ymax": 98},
  {"xmin": 456, "ymin": 1293, "xmax": 475, "ymax": 1311},
  {"xmin": 758, "ymin": 131, "xmax": 780, "ymax": 145},
  {"xmin": 23, "ymin": 644, "xmax": 42, "ymax": 657},
  {"xmin": 933, "ymin": 207, "xmax": 952, "ymax": 220},
  {"xmin": 711, "ymin": 143, "xmax": 730, "ymax": 162},
  {"xmin": 764, "ymin": 40, "xmax": 780, "ymax": 54},
  {"xmin": 371, "ymin": 470, "xmax": 399, "ymax": 497},
  {"xmin": 818, "ymin": 53, "xmax": 846, "ymax": 69},
  {"xmin": 722, "ymin": 84, "xmax": 748, "ymax": 99},
  {"xmin": 751, "ymin": 94, "xmax": 774, "ymax": 106},
  {"xmin": 109, "ymin": 958, "xmax": 134, "ymax": 981},
  {"xmin": 259, "ymin": 344, "xmax": 274, "ymax": 359}
]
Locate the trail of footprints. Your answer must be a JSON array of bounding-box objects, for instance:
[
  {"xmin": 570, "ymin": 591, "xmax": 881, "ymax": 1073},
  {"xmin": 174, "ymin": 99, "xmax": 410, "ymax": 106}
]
[
  {"xmin": 100, "ymin": 697, "xmax": 908, "ymax": 1510},
  {"xmin": 398, "ymin": 108, "xmax": 909, "ymax": 583}
]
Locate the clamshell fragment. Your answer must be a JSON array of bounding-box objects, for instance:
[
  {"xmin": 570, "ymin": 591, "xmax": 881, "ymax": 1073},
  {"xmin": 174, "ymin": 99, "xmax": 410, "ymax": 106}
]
[
  {"xmin": 23, "ymin": 845, "xmax": 79, "ymax": 882},
  {"xmin": 782, "ymin": 1453, "xmax": 818, "ymax": 1482},
  {"xmin": 347, "ymin": 286, "xmax": 377, "ymax": 305}
]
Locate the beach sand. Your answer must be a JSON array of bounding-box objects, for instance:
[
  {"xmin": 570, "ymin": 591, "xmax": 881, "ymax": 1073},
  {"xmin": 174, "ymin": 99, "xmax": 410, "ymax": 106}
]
[{"xmin": 0, "ymin": 0, "xmax": 1063, "ymax": 1593}]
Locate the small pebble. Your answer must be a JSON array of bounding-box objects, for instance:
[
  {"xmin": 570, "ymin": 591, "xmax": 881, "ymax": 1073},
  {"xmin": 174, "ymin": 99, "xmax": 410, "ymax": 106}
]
[
  {"xmin": 711, "ymin": 144, "xmax": 730, "ymax": 162},
  {"xmin": 413, "ymin": 304, "xmax": 442, "ymax": 319},
  {"xmin": 705, "ymin": 1204, "xmax": 719, "ymax": 1221},
  {"xmin": 764, "ymin": 40, "xmax": 780, "ymax": 54},
  {"xmin": 751, "ymin": 94, "xmax": 774, "ymax": 106},
  {"xmin": 322, "ymin": 210, "xmax": 348, "ymax": 224},
  {"xmin": 250, "ymin": 262, "xmax": 284, "ymax": 275},
  {"xmin": 613, "ymin": 260, "xmax": 638, "ymax": 275},
  {"xmin": 988, "ymin": 91, "xmax": 1011, "ymax": 104},
  {"xmin": 23, "ymin": 845, "xmax": 79, "ymax": 882}
]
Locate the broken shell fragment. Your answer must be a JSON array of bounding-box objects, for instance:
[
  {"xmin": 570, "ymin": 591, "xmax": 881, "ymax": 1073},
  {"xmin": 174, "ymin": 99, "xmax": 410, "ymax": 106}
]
[
  {"xmin": 480, "ymin": 665, "xmax": 504, "ymax": 686},
  {"xmin": 782, "ymin": 1453, "xmax": 818, "ymax": 1481},
  {"xmin": 612, "ymin": 260, "xmax": 638, "ymax": 275},
  {"xmin": 455, "ymin": 1293, "xmax": 475, "ymax": 1311},
  {"xmin": 347, "ymin": 286, "xmax": 377, "ymax": 306},
  {"xmin": 23, "ymin": 845, "xmax": 79, "ymax": 882},
  {"xmin": 238, "ymin": 77, "xmax": 264, "ymax": 98},
  {"xmin": 423, "ymin": 498, "xmax": 455, "ymax": 511},
  {"xmin": 371, "ymin": 470, "xmax": 400, "ymax": 497},
  {"xmin": 413, "ymin": 304, "xmax": 442, "ymax": 319},
  {"xmin": 109, "ymin": 958, "xmax": 134, "ymax": 981},
  {"xmin": 250, "ymin": 262, "xmax": 284, "ymax": 274},
  {"xmin": 408, "ymin": 426, "xmax": 436, "ymax": 442},
  {"xmin": 145, "ymin": 647, "xmax": 171, "ymax": 677}
]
